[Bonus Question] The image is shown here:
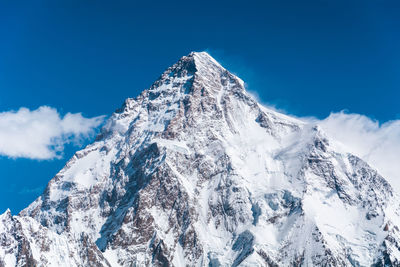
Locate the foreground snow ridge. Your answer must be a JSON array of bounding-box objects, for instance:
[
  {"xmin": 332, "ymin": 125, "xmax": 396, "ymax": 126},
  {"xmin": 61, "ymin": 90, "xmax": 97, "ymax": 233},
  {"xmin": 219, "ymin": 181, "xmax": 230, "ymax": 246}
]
[{"xmin": 1, "ymin": 52, "xmax": 400, "ymax": 266}]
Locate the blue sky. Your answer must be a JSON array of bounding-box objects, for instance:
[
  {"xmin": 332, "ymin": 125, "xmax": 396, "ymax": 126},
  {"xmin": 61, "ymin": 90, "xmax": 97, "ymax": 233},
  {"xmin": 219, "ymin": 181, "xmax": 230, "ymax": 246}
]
[{"xmin": 1, "ymin": 0, "xmax": 399, "ymax": 213}]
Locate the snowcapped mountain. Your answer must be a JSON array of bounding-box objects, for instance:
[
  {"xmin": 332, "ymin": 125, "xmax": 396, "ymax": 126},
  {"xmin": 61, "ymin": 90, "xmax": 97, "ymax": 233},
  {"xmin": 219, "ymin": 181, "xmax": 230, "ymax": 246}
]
[{"xmin": 1, "ymin": 52, "xmax": 400, "ymax": 266}]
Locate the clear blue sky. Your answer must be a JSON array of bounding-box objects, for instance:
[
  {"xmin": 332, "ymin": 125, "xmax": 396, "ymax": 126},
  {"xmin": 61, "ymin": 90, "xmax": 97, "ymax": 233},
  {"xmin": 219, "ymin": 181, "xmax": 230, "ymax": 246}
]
[{"xmin": 1, "ymin": 0, "xmax": 399, "ymax": 213}]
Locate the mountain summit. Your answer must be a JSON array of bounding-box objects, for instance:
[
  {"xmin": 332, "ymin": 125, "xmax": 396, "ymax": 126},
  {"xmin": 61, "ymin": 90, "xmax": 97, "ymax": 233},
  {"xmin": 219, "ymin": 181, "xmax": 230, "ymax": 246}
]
[{"xmin": 1, "ymin": 52, "xmax": 400, "ymax": 266}]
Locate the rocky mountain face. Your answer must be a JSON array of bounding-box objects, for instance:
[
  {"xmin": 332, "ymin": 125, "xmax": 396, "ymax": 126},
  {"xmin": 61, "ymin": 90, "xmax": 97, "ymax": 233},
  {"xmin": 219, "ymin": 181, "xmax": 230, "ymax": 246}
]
[{"xmin": 1, "ymin": 52, "xmax": 400, "ymax": 266}]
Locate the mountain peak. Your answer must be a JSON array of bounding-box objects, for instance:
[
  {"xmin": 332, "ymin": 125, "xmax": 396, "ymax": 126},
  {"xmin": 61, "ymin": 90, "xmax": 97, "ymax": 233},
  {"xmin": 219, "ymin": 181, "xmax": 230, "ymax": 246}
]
[
  {"xmin": 187, "ymin": 51, "xmax": 223, "ymax": 68},
  {"xmin": 4, "ymin": 52, "xmax": 400, "ymax": 266},
  {"xmin": 164, "ymin": 51, "xmax": 224, "ymax": 77},
  {"xmin": 0, "ymin": 208, "xmax": 12, "ymax": 221},
  {"xmin": 146, "ymin": 51, "xmax": 244, "ymax": 97},
  {"xmin": 187, "ymin": 50, "xmax": 212, "ymax": 59}
]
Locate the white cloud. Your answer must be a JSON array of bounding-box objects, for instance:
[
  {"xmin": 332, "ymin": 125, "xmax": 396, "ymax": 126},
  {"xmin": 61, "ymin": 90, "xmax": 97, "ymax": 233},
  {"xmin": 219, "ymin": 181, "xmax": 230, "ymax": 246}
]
[
  {"xmin": 317, "ymin": 111, "xmax": 400, "ymax": 192},
  {"xmin": 0, "ymin": 106, "xmax": 104, "ymax": 159}
]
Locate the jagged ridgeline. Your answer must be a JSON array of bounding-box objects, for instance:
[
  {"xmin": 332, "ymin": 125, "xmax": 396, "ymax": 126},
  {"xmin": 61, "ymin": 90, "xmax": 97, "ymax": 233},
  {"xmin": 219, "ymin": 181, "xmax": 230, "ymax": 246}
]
[{"xmin": 1, "ymin": 52, "xmax": 400, "ymax": 266}]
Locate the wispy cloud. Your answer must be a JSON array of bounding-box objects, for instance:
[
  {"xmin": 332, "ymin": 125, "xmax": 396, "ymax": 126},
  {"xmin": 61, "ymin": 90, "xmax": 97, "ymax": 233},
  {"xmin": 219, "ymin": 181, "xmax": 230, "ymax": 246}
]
[
  {"xmin": 317, "ymin": 111, "xmax": 400, "ymax": 193},
  {"xmin": 0, "ymin": 106, "xmax": 104, "ymax": 159},
  {"xmin": 18, "ymin": 186, "xmax": 44, "ymax": 195}
]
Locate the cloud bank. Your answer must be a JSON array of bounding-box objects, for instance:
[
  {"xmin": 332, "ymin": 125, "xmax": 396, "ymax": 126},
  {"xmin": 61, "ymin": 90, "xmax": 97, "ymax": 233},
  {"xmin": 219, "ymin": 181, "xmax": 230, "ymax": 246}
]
[
  {"xmin": 318, "ymin": 112, "xmax": 400, "ymax": 192},
  {"xmin": 0, "ymin": 106, "xmax": 104, "ymax": 159}
]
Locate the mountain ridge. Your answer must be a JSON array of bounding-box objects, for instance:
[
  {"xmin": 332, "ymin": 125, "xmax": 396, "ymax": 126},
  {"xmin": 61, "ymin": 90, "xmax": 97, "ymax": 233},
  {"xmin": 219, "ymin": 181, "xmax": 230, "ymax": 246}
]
[{"xmin": 1, "ymin": 52, "xmax": 400, "ymax": 266}]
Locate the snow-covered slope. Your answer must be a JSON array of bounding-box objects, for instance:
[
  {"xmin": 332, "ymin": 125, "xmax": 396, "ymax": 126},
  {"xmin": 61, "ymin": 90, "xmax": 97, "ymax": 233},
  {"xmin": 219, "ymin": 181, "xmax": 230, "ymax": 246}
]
[{"xmin": 2, "ymin": 52, "xmax": 400, "ymax": 266}]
